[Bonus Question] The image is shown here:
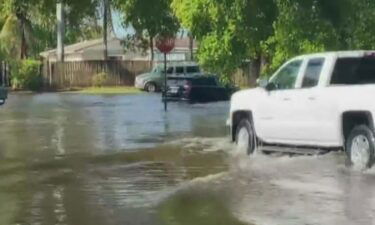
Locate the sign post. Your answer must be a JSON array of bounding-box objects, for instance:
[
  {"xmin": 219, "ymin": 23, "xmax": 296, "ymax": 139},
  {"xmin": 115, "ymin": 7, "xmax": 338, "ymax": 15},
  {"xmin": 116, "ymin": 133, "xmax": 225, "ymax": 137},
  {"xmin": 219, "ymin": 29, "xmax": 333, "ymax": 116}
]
[{"xmin": 155, "ymin": 37, "xmax": 175, "ymax": 112}]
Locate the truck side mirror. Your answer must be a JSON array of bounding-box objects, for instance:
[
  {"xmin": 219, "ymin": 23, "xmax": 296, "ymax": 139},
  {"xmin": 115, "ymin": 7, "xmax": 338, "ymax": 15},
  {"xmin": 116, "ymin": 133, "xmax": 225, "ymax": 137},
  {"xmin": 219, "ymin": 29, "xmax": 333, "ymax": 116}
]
[
  {"xmin": 257, "ymin": 78, "xmax": 277, "ymax": 91},
  {"xmin": 265, "ymin": 82, "xmax": 277, "ymax": 91},
  {"xmin": 257, "ymin": 78, "xmax": 269, "ymax": 88}
]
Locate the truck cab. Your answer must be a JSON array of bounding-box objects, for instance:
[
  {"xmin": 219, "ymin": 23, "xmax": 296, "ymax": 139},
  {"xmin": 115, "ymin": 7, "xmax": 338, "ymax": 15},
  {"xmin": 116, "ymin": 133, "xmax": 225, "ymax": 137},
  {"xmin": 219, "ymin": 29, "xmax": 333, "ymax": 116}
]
[{"xmin": 229, "ymin": 51, "xmax": 375, "ymax": 169}]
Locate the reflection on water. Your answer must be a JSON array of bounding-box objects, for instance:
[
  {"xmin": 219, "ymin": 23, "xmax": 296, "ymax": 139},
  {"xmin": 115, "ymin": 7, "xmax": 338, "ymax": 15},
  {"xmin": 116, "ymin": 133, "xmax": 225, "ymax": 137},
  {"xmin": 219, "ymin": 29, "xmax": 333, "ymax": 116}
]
[
  {"xmin": 0, "ymin": 93, "xmax": 232, "ymax": 225},
  {"xmin": 0, "ymin": 93, "xmax": 228, "ymax": 157},
  {"xmin": 159, "ymin": 189, "xmax": 248, "ymax": 225},
  {"xmin": 0, "ymin": 143, "xmax": 230, "ymax": 225}
]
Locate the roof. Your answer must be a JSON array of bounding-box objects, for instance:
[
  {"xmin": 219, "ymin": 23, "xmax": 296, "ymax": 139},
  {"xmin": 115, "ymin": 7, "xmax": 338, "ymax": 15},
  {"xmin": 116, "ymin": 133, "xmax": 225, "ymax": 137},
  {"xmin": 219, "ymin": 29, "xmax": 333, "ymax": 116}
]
[
  {"xmin": 40, "ymin": 37, "xmax": 124, "ymax": 58},
  {"xmin": 40, "ymin": 37, "xmax": 198, "ymax": 60},
  {"xmin": 173, "ymin": 38, "xmax": 198, "ymax": 50}
]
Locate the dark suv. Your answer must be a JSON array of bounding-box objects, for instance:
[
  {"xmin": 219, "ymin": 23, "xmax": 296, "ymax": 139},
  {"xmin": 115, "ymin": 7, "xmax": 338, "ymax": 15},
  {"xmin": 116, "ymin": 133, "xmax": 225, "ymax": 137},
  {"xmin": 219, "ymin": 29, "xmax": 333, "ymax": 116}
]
[
  {"xmin": 164, "ymin": 76, "xmax": 236, "ymax": 103},
  {"xmin": 0, "ymin": 87, "xmax": 7, "ymax": 105}
]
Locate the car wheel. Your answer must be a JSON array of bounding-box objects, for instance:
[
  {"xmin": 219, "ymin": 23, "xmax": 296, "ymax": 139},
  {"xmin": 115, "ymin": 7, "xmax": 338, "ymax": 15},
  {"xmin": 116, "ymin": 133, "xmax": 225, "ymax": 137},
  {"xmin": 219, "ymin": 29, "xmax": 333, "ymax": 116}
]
[
  {"xmin": 235, "ymin": 119, "xmax": 256, "ymax": 156},
  {"xmin": 145, "ymin": 82, "xmax": 157, "ymax": 92},
  {"xmin": 346, "ymin": 125, "xmax": 375, "ymax": 170}
]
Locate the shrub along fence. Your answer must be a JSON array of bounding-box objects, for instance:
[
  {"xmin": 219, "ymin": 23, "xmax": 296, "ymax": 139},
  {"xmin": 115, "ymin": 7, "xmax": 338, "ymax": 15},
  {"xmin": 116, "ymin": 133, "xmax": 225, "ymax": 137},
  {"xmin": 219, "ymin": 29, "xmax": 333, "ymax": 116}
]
[
  {"xmin": 11, "ymin": 60, "xmax": 43, "ymax": 91},
  {"xmin": 42, "ymin": 60, "xmax": 152, "ymax": 89}
]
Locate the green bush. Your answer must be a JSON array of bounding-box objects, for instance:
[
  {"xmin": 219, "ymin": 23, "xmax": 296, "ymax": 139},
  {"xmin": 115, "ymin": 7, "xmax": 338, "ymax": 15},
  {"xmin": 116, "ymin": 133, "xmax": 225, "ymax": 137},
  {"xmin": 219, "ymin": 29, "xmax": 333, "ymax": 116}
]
[
  {"xmin": 11, "ymin": 60, "xmax": 42, "ymax": 91},
  {"xmin": 92, "ymin": 72, "xmax": 110, "ymax": 87}
]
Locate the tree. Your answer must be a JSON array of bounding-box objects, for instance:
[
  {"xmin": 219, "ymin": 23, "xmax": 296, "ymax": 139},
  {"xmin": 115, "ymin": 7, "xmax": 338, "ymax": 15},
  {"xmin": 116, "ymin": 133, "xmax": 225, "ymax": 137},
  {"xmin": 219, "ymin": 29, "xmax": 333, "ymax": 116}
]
[
  {"xmin": 342, "ymin": 0, "xmax": 375, "ymax": 49},
  {"xmin": 172, "ymin": 0, "xmax": 276, "ymax": 81},
  {"xmin": 0, "ymin": 0, "xmax": 101, "ymax": 60},
  {"xmin": 115, "ymin": 0, "xmax": 180, "ymax": 62},
  {"xmin": 265, "ymin": 0, "xmax": 340, "ymax": 73},
  {"xmin": 265, "ymin": 0, "xmax": 375, "ymax": 74},
  {"xmin": 172, "ymin": 0, "xmax": 375, "ymax": 82},
  {"xmin": 0, "ymin": 0, "xmax": 40, "ymax": 59}
]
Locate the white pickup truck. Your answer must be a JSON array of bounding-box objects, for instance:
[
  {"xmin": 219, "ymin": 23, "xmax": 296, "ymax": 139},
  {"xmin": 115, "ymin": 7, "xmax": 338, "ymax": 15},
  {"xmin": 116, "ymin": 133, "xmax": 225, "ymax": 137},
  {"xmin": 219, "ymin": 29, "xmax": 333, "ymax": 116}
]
[{"xmin": 228, "ymin": 51, "xmax": 375, "ymax": 169}]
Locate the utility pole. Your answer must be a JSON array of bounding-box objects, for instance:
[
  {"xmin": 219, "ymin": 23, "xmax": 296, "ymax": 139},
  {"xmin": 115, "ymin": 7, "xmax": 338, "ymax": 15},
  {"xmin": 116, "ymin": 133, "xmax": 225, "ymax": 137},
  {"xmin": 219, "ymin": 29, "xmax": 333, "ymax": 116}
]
[
  {"xmin": 103, "ymin": 0, "xmax": 109, "ymax": 60},
  {"xmin": 163, "ymin": 53, "xmax": 167, "ymax": 111},
  {"xmin": 57, "ymin": 1, "xmax": 65, "ymax": 62},
  {"xmin": 188, "ymin": 32, "xmax": 194, "ymax": 61}
]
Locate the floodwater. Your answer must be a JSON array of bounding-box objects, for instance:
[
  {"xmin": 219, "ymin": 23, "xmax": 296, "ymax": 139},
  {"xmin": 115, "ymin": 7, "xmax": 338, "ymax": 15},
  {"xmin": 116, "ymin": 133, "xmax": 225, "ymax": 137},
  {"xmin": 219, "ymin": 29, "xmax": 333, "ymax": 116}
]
[{"xmin": 0, "ymin": 93, "xmax": 375, "ymax": 225}]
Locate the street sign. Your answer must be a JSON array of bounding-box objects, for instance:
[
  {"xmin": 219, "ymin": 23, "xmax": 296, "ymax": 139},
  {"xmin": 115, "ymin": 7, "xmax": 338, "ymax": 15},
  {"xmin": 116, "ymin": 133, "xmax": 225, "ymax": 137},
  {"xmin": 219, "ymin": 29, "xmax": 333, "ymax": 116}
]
[
  {"xmin": 155, "ymin": 36, "xmax": 175, "ymax": 112},
  {"xmin": 156, "ymin": 37, "xmax": 175, "ymax": 54}
]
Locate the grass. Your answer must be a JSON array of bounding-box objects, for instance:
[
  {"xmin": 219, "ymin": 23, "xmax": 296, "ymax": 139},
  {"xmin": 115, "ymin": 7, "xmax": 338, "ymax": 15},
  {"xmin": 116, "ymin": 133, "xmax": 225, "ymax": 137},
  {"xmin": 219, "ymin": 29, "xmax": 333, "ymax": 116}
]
[{"xmin": 67, "ymin": 86, "xmax": 143, "ymax": 94}]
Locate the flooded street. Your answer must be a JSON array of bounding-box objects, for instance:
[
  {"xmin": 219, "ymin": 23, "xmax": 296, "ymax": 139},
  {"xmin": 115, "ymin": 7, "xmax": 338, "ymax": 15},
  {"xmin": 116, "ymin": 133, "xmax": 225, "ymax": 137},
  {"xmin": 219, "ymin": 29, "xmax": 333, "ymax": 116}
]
[{"xmin": 1, "ymin": 93, "xmax": 375, "ymax": 225}]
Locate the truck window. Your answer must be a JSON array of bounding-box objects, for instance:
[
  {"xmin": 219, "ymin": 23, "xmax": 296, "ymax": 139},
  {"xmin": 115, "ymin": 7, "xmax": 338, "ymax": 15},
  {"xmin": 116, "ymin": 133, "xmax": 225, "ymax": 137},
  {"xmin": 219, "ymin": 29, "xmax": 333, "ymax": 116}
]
[
  {"xmin": 270, "ymin": 60, "xmax": 302, "ymax": 90},
  {"xmin": 166, "ymin": 67, "xmax": 174, "ymax": 74},
  {"xmin": 331, "ymin": 57, "xmax": 375, "ymax": 85},
  {"xmin": 302, "ymin": 58, "xmax": 325, "ymax": 88},
  {"xmin": 186, "ymin": 66, "xmax": 200, "ymax": 73},
  {"xmin": 176, "ymin": 67, "xmax": 184, "ymax": 74}
]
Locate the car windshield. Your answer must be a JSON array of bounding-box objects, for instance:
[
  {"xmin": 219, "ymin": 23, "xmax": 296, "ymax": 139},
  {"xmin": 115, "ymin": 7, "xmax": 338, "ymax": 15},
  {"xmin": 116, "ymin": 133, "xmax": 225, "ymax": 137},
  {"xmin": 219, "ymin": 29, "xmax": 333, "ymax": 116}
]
[
  {"xmin": 153, "ymin": 65, "xmax": 164, "ymax": 73},
  {"xmin": 331, "ymin": 57, "xmax": 375, "ymax": 84}
]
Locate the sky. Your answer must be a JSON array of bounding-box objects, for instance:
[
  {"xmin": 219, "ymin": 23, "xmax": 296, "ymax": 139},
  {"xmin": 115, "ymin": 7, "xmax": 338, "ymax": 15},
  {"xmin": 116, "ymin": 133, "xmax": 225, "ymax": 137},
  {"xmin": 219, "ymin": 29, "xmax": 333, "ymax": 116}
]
[{"xmin": 112, "ymin": 11, "xmax": 134, "ymax": 38}]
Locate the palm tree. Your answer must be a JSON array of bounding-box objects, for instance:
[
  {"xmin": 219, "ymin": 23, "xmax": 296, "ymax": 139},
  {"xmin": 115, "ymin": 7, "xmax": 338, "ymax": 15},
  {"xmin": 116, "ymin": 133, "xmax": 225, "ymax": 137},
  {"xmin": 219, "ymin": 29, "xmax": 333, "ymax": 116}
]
[{"xmin": 0, "ymin": 11, "xmax": 34, "ymax": 59}]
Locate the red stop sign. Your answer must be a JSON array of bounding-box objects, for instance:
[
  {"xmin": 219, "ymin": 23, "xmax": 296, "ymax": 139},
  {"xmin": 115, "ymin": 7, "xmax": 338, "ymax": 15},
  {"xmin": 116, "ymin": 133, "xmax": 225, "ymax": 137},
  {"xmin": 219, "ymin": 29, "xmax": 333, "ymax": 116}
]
[{"xmin": 156, "ymin": 37, "xmax": 175, "ymax": 53}]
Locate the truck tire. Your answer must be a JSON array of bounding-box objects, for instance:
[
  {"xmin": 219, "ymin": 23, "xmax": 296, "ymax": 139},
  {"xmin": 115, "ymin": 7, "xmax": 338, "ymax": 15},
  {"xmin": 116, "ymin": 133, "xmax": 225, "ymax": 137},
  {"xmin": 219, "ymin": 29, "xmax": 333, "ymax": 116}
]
[
  {"xmin": 235, "ymin": 119, "xmax": 256, "ymax": 156},
  {"xmin": 145, "ymin": 82, "xmax": 157, "ymax": 92},
  {"xmin": 346, "ymin": 125, "xmax": 375, "ymax": 169}
]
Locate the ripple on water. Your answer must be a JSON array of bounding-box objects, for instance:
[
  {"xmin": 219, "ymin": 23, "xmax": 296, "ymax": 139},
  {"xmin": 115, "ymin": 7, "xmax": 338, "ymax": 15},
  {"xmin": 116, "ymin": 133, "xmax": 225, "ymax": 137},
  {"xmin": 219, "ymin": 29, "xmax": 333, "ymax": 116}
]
[{"xmin": 224, "ymin": 151, "xmax": 375, "ymax": 225}]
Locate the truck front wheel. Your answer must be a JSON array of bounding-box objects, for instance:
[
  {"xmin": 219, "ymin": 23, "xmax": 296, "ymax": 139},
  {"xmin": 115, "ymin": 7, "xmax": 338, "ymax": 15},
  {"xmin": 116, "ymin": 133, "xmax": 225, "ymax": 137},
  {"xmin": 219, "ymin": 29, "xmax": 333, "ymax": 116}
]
[
  {"xmin": 346, "ymin": 125, "xmax": 375, "ymax": 170},
  {"xmin": 235, "ymin": 119, "xmax": 256, "ymax": 156},
  {"xmin": 145, "ymin": 82, "xmax": 157, "ymax": 92}
]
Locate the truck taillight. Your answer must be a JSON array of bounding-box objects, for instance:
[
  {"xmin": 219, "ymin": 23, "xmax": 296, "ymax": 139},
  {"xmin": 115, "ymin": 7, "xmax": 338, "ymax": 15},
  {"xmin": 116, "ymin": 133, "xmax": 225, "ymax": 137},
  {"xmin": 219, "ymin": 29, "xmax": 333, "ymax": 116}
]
[{"xmin": 184, "ymin": 81, "xmax": 192, "ymax": 92}]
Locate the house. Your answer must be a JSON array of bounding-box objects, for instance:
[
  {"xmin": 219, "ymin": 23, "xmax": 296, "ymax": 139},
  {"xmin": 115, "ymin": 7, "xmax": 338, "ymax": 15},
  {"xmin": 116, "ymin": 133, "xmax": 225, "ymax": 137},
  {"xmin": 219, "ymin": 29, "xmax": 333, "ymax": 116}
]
[
  {"xmin": 154, "ymin": 38, "xmax": 198, "ymax": 61},
  {"xmin": 40, "ymin": 37, "xmax": 126, "ymax": 62},
  {"xmin": 40, "ymin": 37, "xmax": 198, "ymax": 62}
]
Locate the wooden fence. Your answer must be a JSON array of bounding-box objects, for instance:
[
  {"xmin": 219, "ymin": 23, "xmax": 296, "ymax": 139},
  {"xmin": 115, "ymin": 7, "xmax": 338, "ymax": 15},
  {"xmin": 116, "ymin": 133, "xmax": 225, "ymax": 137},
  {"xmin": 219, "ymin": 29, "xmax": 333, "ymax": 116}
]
[
  {"xmin": 42, "ymin": 60, "xmax": 152, "ymax": 88},
  {"xmin": 232, "ymin": 62, "xmax": 258, "ymax": 87},
  {"xmin": 41, "ymin": 60, "xmax": 257, "ymax": 89}
]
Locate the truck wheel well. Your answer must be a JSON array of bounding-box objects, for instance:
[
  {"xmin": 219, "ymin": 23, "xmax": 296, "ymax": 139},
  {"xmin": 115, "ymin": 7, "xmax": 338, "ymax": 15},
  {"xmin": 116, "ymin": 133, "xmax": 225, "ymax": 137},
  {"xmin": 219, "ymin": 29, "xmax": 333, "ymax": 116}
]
[
  {"xmin": 232, "ymin": 110, "xmax": 253, "ymax": 142},
  {"xmin": 342, "ymin": 111, "xmax": 374, "ymax": 140}
]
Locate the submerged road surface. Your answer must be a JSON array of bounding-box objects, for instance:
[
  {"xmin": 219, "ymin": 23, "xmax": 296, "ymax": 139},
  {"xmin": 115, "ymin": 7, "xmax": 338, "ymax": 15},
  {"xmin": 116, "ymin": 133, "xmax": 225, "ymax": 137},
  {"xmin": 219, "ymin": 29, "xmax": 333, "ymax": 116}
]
[{"xmin": 0, "ymin": 93, "xmax": 374, "ymax": 225}]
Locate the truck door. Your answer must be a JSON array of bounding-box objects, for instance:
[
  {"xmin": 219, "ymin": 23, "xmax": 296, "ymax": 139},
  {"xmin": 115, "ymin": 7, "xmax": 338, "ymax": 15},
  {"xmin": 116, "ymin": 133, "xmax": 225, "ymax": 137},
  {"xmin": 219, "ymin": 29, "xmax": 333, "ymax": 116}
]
[
  {"xmin": 256, "ymin": 59, "xmax": 305, "ymax": 143},
  {"xmin": 295, "ymin": 58, "xmax": 339, "ymax": 145}
]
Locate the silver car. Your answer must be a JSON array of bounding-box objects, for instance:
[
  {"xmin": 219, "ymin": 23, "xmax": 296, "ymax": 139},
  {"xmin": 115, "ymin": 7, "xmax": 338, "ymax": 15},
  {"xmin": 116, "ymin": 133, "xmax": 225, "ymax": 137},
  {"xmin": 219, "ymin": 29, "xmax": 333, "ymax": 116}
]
[{"xmin": 135, "ymin": 63, "xmax": 202, "ymax": 92}]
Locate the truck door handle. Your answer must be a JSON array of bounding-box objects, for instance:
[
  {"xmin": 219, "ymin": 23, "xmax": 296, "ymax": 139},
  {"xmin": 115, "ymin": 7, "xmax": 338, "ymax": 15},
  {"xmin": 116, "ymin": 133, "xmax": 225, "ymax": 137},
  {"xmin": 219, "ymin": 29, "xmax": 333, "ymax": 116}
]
[
  {"xmin": 283, "ymin": 98, "xmax": 291, "ymax": 101},
  {"xmin": 308, "ymin": 97, "xmax": 316, "ymax": 100}
]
